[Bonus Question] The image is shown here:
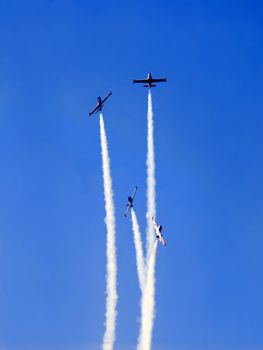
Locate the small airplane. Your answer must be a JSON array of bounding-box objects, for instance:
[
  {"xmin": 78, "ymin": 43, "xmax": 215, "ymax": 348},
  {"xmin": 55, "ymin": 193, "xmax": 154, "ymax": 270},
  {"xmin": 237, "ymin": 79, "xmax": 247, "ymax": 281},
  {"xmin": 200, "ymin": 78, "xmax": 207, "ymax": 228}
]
[
  {"xmin": 152, "ymin": 216, "xmax": 167, "ymax": 247},
  {"xmin": 133, "ymin": 72, "xmax": 167, "ymax": 88},
  {"xmin": 89, "ymin": 91, "xmax": 112, "ymax": 117},
  {"xmin": 125, "ymin": 186, "xmax": 137, "ymax": 217}
]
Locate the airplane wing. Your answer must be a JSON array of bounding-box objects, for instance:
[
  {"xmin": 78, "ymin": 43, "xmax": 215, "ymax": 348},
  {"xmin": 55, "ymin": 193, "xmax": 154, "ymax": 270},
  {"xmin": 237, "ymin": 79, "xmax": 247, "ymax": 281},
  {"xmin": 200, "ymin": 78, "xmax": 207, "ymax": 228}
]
[
  {"xmin": 133, "ymin": 79, "xmax": 148, "ymax": 84},
  {"xmin": 89, "ymin": 105, "xmax": 100, "ymax": 117},
  {"xmin": 151, "ymin": 78, "xmax": 167, "ymax": 83},
  {"xmin": 101, "ymin": 91, "xmax": 112, "ymax": 104},
  {"xmin": 159, "ymin": 235, "xmax": 167, "ymax": 247},
  {"xmin": 131, "ymin": 186, "xmax": 137, "ymax": 200},
  {"xmin": 125, "ymin": 204, "xmax": 131, "ymax": 217}
]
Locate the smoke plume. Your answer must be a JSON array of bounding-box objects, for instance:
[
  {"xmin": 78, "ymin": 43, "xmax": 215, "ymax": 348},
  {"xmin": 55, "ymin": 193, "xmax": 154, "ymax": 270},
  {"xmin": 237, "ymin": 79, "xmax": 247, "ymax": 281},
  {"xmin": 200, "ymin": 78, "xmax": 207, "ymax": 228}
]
[
  {"xmin": 146, "ymin": 89, "xmax": 156, "ymax": 255},
  {"xmin": 100, "ymin": 113, "xmax": 118, "ymax": 350},
  {"xmin": 131, "ymin": 209, "xmax": 145, "ymax": 292},
  {"xmin": 138, "ymin": 241, "xmax": 158, "ymax": 350},
  {"xmin": 137, "ymin": 89, "xmax": 158, "ymax": 350}
]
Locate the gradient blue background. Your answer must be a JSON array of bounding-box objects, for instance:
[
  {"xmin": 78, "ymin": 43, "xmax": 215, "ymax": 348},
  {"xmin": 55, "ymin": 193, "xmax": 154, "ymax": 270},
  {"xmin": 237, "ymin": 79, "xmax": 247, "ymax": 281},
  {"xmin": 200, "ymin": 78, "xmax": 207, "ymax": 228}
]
[{"xmin": 0, "ymin": 1, "xmax": 263, "ymax": 349}]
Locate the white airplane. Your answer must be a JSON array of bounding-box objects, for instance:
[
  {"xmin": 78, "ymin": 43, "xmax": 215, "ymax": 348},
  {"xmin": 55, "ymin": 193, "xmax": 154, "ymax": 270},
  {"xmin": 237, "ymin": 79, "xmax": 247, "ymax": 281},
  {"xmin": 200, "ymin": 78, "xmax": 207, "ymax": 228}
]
[{"xmin": 152, "ymin": 216, "xmax": 167, "ymax": 247}]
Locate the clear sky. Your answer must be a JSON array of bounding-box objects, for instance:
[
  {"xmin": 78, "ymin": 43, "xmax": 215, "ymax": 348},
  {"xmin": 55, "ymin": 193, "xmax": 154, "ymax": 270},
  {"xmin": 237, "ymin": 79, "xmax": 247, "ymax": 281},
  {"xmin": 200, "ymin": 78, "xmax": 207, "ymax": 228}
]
[{"xmin": 0, "ymin": 1, "xmax": 263, "ymax": 349}]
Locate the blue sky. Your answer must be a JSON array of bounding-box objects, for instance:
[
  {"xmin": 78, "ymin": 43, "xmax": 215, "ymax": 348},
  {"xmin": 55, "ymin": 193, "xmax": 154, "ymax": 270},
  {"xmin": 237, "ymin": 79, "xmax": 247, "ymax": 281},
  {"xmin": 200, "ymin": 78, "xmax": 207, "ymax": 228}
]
[{"xmin": 0, "ymin": 0, "xmax": 263, "ymax": 349}]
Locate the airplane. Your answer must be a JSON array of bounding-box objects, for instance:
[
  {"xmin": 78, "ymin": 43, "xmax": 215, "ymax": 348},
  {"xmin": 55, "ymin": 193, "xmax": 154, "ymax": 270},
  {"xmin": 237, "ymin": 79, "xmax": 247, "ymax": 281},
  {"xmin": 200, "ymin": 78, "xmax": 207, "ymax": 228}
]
[
  {"xmin": 125, "ymin": 186, "xmax": 137, "ymax": 217},
  {"xmin": 152, "ymin": 216, "xmax": 167, "ymax": 247},
  {"xmin": 133, "ymin": 72, "xmax": 167, "ymax": 88},
  {"xmin": 89, "ymin": 91, "xmax": 112, "ymax": 117}
]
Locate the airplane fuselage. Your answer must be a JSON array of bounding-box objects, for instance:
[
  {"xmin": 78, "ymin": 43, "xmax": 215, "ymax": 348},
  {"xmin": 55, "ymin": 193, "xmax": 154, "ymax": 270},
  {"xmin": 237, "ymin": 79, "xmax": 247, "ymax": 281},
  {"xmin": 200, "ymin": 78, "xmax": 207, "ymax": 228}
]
[
  {"xmin": 145, "ymin": 73, "xmax": 155, "ymax": 87},
  {"xmin": 97, "ymin": 97, "xmax": 103, "ymax": 111}
]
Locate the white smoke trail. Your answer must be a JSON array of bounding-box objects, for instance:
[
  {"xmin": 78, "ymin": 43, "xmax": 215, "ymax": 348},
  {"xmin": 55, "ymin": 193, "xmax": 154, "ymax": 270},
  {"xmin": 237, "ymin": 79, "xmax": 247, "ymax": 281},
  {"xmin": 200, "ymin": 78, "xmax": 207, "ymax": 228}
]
[
  {"xmin": 99, "ymin": 113, "xmax": 118, "ymax": 350},
  {"xmin": 131, "ymin": 209, "xmax": 145, "ymax": 292},
  {"xmin": 137, "ymin": 89, "xmax": 158, "ymax": 350},
  {"xmin": 146, "ymin": 89, "xmax": 156, "ymax": 255},
  {"xmin": 138, "ymin": 240, "xmax": 158, "ymax": 350}
]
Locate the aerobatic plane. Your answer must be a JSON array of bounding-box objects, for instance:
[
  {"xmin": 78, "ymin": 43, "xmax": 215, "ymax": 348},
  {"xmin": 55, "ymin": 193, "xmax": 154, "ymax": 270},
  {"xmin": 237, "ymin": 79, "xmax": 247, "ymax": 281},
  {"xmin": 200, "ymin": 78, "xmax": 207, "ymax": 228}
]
[
  {"xmin": 133, "ymin": 72, "xmax": 167, "ymax": 88},
  {"xmin": 125, "ymin": 186, "xmax": 137, "ymax": 217},
  {"xmin": 152, "ymin": 216, "xmax": 167, "ymax": 247},
  {"xmin": 89, "ymin": 91, "xmax": 112, "ymax": 117}
]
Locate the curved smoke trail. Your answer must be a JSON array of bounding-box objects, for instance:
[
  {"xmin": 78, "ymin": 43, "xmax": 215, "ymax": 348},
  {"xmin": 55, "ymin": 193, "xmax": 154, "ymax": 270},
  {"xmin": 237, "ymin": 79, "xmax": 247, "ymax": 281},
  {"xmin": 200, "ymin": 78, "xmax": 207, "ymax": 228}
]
[
  {"xmin": 99, "ymin": 113, "xmax": 118, "ymax": 350},
  {"xmin": 131, "ymin": 209, "xmax": 145, "ymax": 292}
]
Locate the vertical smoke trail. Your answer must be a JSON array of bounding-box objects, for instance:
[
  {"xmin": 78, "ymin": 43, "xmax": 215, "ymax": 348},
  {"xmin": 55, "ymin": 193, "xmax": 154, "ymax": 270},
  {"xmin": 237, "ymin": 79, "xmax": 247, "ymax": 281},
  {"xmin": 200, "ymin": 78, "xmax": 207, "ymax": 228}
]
[
  {"xmin": 138, "ymin": 241, "xmax": 158, "ymax": 350},
  {"xmin": 137, "ymin": 89, "xmax": 158, "ymax": 350},
  {"xmin": 131, "ymin": 209, "xmax": 145, "ymax": 292},
  {"xmin": 99, "ymin": 113, "xmax": 118, "ymax": 350},
  {"xmin": 146, "ymin": 89, "xmax": 156, "ymax": 255}
]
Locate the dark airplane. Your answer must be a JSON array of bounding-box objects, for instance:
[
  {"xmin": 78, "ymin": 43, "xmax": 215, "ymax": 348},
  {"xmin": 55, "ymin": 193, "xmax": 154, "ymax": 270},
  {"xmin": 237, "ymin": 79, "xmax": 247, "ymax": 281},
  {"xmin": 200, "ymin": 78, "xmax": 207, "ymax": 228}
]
[
  {"xmin": 125, "ymin": 186, "xmax": 137, "ymax": 217},
  {"xmin": 89, "ymin": 91, "xmax": 112, "ymax": 117},
  {"xmin": 133, "ymin": 72, "xmax": 167, "ymax": 88}
]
